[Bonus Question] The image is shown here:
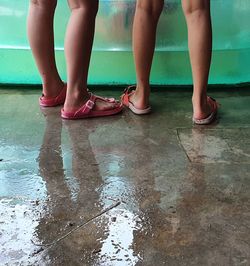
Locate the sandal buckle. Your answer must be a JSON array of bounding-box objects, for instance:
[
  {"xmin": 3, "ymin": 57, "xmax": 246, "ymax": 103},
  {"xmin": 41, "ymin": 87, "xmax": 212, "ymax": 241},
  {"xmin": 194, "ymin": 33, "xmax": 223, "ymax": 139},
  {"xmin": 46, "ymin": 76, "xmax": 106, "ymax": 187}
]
[{"xmin": 86, "ymin": 100, "xmax": 95, "ymax": 109}]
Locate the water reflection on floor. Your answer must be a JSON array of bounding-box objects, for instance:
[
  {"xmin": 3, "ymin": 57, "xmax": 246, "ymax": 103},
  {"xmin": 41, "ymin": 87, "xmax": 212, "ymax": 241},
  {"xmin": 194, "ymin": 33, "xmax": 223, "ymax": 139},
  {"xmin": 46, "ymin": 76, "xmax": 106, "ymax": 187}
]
[{"xmin": 0, "ymin": 88, "xmax": 250, "ymax": 265}]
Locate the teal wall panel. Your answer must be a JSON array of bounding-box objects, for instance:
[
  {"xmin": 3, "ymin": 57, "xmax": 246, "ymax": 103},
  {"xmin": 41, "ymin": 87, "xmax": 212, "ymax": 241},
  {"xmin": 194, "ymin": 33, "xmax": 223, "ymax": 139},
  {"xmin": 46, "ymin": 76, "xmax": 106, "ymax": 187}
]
[{"xmin": 0, "ymin": 0, "xmax": 250, "ymax": 85}]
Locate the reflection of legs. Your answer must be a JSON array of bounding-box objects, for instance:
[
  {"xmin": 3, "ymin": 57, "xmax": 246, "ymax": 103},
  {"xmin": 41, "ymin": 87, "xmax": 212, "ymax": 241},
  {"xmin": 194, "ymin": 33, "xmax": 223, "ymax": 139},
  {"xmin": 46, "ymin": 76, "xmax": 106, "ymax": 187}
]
[
  {"xmin": 65, "ymin": 121, "xmax": 102, "ymax": 210},
  {"xmin": 64, "ymin": 0, "xmax": 118, "ymax": 113},
  {"xmin": 37, "ymin": 110, "xmax": 74, "ymax": 248},
  {"xmin": 27, "ymin": 0, "xmax": 64, "ymax": 98},
  {"xmin": 130, "ymin": 0, "xmax": 164, "ymax": 110},
  {"xmin": 39, "ymin": 111, "xmax": 71, "ymax": 203},
  {"xmin": 64, "ymin": 121, "xmax": 105, "ymax": 256},
  {"xmin": 182, "ymin": 0, "xmax": 213, "ymax": 120}
]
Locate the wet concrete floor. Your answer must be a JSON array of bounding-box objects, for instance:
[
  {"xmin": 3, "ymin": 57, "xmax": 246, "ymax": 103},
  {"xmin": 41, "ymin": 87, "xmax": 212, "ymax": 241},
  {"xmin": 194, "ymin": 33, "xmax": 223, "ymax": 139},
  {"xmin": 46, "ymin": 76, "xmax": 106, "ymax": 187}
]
[{"xmin": 0, "ymin": 86, "xmax": 250, "ymax": 265}]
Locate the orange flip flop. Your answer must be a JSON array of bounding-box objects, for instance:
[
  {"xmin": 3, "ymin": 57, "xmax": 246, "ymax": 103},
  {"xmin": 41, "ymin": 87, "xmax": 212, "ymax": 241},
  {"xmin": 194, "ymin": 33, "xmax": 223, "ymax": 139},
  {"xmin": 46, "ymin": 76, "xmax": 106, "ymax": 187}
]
[{"xmin": 121, "ymin": 86, "xmax": 151, "ymax": 115}]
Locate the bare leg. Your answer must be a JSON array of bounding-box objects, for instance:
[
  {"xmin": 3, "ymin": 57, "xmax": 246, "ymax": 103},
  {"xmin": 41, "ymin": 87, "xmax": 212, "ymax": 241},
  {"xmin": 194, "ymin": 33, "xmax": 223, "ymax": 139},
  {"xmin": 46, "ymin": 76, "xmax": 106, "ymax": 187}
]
[
  {"xmin": 64, "ymin": 0, "xmax": 117, "ymax": 112},
  {"xmin": 182, "ymin": 0, "xmax": 213, "ymax": 119},
  {"xmin": 130, "ymin": 0, "xmax": 164, "ymax": 109},
  {"xmin": 28, "ymin": 0, "xmax": 119, "ymax": 113},
  {"xmin": 27, "ymin": 0, "xmax": 64, "ymax": 98}
]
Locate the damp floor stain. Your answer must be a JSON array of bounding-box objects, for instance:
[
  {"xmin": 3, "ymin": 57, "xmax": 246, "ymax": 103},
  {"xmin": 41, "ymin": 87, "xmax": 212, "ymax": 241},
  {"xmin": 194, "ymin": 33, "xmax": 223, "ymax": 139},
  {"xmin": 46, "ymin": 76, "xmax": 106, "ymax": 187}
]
[{"xmin": 0, "ymin": 87, "xmax": 250, "ymax": 265}]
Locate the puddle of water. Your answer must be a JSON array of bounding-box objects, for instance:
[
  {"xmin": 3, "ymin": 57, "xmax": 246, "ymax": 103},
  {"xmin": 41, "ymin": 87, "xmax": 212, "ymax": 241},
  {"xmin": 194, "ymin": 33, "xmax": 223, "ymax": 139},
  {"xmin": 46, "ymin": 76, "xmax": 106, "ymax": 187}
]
[
  {"xmin": 0, "ymin": 144, "xmax": 47, "ymax": 200},
  {"xmin": 0, "ymin": 141, "xmax": 48, "ymax": 264},
  {"xmin": 0, "ymin": 198, "xmax": 45, "ymax": 265},
  {"xmin": 97, "ymin": 209, "xmax": 142, "ymax": 265}
]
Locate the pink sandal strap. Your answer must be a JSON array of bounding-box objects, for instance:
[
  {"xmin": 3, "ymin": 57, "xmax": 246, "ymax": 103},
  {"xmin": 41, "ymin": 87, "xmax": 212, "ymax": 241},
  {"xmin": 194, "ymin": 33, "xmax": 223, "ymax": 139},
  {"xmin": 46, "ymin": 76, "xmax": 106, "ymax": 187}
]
[
  {"xmin": 61, "ymin": 93, "xmax": 123, "ymax": 119},
  {"xmin": 74, "ymin": 94, "xmax": 97, "ymax": 116},
  {"xmin": 39, "ymin": 84, "xmax": 67, "ymax": 107}
]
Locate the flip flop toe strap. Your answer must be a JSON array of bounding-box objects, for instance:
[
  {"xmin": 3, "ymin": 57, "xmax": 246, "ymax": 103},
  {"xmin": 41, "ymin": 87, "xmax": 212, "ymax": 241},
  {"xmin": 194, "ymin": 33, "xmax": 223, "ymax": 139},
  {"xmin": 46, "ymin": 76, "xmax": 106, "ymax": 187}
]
[
  {"xmin": 121, "ymin": 86, "xmax": 136, "ymax": 106},
  {"xmin": 208, "ymin": 97, "xmax": 218, "ymax": 113}
]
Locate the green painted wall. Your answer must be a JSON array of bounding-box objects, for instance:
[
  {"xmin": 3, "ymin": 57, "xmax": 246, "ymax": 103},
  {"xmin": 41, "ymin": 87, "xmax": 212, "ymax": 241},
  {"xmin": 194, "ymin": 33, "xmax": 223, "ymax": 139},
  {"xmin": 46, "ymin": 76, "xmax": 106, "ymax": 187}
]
[{"xmin": 0, "ymin": 0, "xmax": 250, "ymax": 85}]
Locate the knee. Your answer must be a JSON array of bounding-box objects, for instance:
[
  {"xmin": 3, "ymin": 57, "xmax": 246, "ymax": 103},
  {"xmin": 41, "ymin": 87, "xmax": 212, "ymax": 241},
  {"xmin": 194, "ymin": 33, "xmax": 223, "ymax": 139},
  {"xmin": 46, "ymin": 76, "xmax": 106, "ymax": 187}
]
[
  {"xmin": 182, "ymin": 0, "xmax": 210, "ymax": 17},
  {"xmin": 68, "ymin": 0, "xmax": 99, "ymax": 17},
  {"xmin": 30, "ymin": 0, "xmax": 57, "ymax": 10},
  {"xmin": 136, "ymin": 0, "xmax": 164, "ymax": 20}
]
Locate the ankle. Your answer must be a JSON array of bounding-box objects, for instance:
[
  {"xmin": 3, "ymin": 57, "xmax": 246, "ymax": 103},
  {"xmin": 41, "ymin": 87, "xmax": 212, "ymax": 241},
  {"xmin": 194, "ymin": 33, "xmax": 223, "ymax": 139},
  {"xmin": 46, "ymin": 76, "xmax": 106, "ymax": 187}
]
[
  {"xmin": 130, "ymin": 89, "xmax": 150, "ymax": 110},
  {"xmin": 42, "ymin": 79, "xmax": 64, "ymax": 97},
  {"xmin": 67, "ymin": 87, "xmax": 89, "ymax": 99},
  {"xmin": 135, "ymin": 84, "xmax": 150, "ymax": 98},
  {"xmin": 192, "ymin": 96, "xmax": 213, "ymax": 119},
  {"xmin": 192, "ymin": 94, "xmax": 207, "ymax": 106}
]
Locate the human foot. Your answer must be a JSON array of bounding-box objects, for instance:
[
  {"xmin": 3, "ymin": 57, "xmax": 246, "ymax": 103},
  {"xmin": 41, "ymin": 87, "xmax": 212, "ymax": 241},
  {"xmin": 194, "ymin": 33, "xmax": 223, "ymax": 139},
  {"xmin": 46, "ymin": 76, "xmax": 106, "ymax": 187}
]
[
  {"xmin": 39, "ymin": 83, "xmax": 67, "ymax": 107},
  {"xmin": 121, "ymin": 86, "xmax": 151, "ymax": 115},
  {"xmin": 192, "ymin": 96, "xmax": 219, "ymax": 125},
  {"xmin": 61, "ymin": 93, "xmax": 123, "ymax": 119}
]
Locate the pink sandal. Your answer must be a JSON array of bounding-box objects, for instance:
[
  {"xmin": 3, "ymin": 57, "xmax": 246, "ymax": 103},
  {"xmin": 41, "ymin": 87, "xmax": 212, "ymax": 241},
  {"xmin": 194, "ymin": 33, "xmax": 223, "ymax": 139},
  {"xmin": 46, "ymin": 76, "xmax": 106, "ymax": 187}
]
[
  {"xmin": 61, "ymin": 93, "xmax": 123, "ymax": 120},
  {"xmin": 39, "ymin": 84, "xmax": 67, "ymax": 107},
  {"xmin": 193, "ymin": 97, "xmax": 219, "ymax": 125},
  {"xmin": 121, "ymin": 86, "xmax": 151, "ymax": 115}
]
